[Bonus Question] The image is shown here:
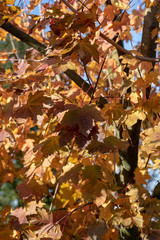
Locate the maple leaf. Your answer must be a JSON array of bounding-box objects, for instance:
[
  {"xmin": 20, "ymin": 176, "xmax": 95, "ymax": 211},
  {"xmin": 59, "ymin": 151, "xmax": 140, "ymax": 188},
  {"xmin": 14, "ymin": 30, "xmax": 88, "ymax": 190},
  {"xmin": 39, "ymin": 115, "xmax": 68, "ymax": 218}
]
[
  {"xmin": 13, "ymin": 91, "xmax": 53, "ymax": 123},
  {"xmin": 87, "ymin": 136, "xmax": 129, "ymax": 153},
  {"xmin": 99, "ymin": 200, "xmax": 114, "ymax": 223},
  {"xmin": 26, "ymin": 200, "xmax": 45, "ymax": 216},
  {"xmin": 125, "ymin": 110, "xmax": 146, "ymax": 127},
  {"xmin": 132, "ymin": 214, "xmax": 143, "ymax": 228},
  {"xmin": 87, "ymin": 220, "xmax": 108, "ymax": 240},
  {"xmin": 102, "ymin": 103, "xmax": 124, "ymax": 124},
  {"xmin": 134, "ymin": 167, "xmax": 151, "ymax": 185},
  {"xmin": 15, "ymin": 59, "xmax": 30, "ymax": 77},
  {"xmin": 59, "ymin": 163, "xmax": 82, "ymax": 185},
  {"xmin": 94, "ymin": 189, "xmax": 107, "ymax": 207},
  {"xmin": 41, "ymin": 135, "xmax": 59, "ymax": 157},
  {"xmin": 112, "ymin": 11, "xmax": 130, "ymax": 31},
  {"xmin": 0, "ymin": 130, "xmax": 10, "ymax": 146},
  {"xmin": 28, "ymin": 208, "xmax": 62, "ymax": 239},
  {"xmin": 141, "ymin": 125, "xmax": 160, "ymax": 154},
  {"xmin": 71, "ymin": 12, "xmax": 95, "ymax": 33},
  {"xmin": 61, "ymin": 104, "xmax": 104, "ymax": 137},
  {"xmin": 28, "ymin": 0, "xmax": 41, "ymax": 11},
  {"xmin": 11, "ymin": 207, "xmax": 28, "ymax": 225},
  {"xmin": 32, "ymin": 208, "xmax": 53, "ymax": 224},
  {"xmin": 55, "ymin": 181, "xmax": 82, "ymax": 208},
  {"xmin": 11, "ymin": 72, "xmax": 46, "ymax": 89},
  {"xmin": 122, "ymin": 217, "xmax": 132, "ymax": 227},
  {"xmin": 82, "ymin": 165, "xmax": 103, "ymax": 185},
  {"xmin": 78, "ymin": 38, "xmax": 99, "ymax": 64},
  {"xmin": 58, "ymin": 125, "xmax": 90, "ymax": 148},
  {"xmin": 16, "ymin": 179, "xmax": 48, "ymax": 202}
]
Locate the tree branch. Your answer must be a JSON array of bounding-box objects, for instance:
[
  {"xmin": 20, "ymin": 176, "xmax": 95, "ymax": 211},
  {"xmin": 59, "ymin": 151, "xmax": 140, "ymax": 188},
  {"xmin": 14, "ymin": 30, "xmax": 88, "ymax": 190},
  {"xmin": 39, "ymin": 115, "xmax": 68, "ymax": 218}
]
[
  {"xmin": 1, "ymin": 21, "xmax": 93, "ymax": 95},
  {"xmin": 1, "ymin": 21, "xmax": 47, "ymax": 54},
  {"xmin": 99, "ymin": 32, "xmax": 160, "ymax": 63}
]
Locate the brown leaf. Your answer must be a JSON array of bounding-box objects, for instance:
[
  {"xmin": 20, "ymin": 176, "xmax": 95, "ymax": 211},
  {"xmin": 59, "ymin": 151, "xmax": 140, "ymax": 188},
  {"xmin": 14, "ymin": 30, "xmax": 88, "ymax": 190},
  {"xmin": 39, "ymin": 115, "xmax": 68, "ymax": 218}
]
[
  {"xmin": 16, "ymin": 179, "xmax": 48, "ymax": 202},
  {"xmin": 13, "ymin": 91, "xmax": 53, "ymax": 122},
  {"xmin": 87, "ymin": 136, "xmax": 129, "ymax": 153}
]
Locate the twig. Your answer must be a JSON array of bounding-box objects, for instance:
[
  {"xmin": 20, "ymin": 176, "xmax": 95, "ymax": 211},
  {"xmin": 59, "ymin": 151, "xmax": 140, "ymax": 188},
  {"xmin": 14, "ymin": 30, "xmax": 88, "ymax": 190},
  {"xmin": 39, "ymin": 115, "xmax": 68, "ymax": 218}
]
[
  {"xmin": 9, "ymin": 34, "xmax": 20, "ymax": 59},
  {"xmin": 61, "ymin": 0, "xmax": 77, "ymax": 13},
  {"xmin": 0, "ymin": 57, "xmax": 48, "ymax": 62},
  {"xmin": 90, "ymin": 53, "xmax": 107, "ymax": 102},
  {"xmin": 0, "ymin": 48, "xmax": 33, "ymax": 55},
  {"xmin": 83, "ymin": 63, "xmax": 92, "ymax": 86},
  {"xmin": 48, "ymin": 201, "xmax": 93, "ymax": 231},
  {"xmin": 49, "ymin": 182, "xmax": 60, "ymax": 212},
  {"xmin": 145, "ymin": 153, "xmax": 151, "ymax": 168}
]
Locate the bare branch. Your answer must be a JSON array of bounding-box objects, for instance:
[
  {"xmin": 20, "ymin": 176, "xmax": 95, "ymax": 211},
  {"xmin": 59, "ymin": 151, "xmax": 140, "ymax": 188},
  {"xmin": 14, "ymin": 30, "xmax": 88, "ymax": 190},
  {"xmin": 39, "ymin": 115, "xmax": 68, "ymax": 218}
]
[
  {"xmin": 90, "ymin": 53, "xmax": 107, "ymax": 102},
  {"xmin": 61, "ymin": 0, "xmax": 77, "ymax": 13}
]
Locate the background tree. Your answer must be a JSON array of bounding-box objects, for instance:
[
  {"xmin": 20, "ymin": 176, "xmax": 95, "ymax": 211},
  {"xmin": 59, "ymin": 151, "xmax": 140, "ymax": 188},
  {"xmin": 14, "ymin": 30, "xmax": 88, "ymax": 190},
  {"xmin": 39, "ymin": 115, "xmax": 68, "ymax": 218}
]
[{"xmin": 0, "ymin": 0, "xmax": 160, "ymax": 239}]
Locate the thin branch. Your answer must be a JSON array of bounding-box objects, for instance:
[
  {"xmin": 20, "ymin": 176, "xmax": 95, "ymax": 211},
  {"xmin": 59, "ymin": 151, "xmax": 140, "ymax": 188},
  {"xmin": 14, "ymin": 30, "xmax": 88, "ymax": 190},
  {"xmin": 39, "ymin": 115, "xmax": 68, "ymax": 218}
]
[
  {"xmin": 0, "ymin": 48, "xmax": 33, "ymax": 55},
  {"xmin": 49, "ymin": 182, "xmax": 60, "ymax": 212},
  {"xmin": 48, "ymin": 201, "xmax": 93, "ymax": 231},
  {"xmin": 99, "ymin": 32, "xmax": 160, "ymax": 63},
  {"xmin": 61, "ymin": 0, "xmax": 77, "ymax": 13},
  {"xmin": 9, "ymin": 34, "xmax": 20, "ymax": 59},
  {"xmin": 83, "ymin": 63, "xmax": 92, "ymax": 86},
  {"xmin": 0, "ymin": 58, "xmax": 47, "ymax": 62},
  {"xmin": 90, "ymin": 53, "xmax": 107, "ymax": 102},
  {"xmin": 145, "ymin": 153, "xmax": 151, "ymax": 168}
]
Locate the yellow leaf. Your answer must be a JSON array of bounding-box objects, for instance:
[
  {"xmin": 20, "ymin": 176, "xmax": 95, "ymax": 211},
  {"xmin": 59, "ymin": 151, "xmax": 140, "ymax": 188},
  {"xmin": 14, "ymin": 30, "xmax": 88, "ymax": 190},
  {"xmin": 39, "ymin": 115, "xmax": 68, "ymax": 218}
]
[
  {"xmin": 68, "ymin": 151, "xmax": 78, "ymax": 164},
  {"xmin": 126, "ymin": 188, "xmax": 139, "ymax": 202},
  {"xmin": 13, "ymin": 16, "xmax": 21, "ymax": 25},
  {"xmin": 122, "ymin": 217, "xmax": 132, "ymax": 227},
  {"xmin": 43, "ymin": 167, "xmax": 56, "ymax": 185},
  {"xmin": 133, "ymin": 214, "xmax": 143, "ymax": 228},
  {"xmin": 56, "ymin": 182, "xmax": 81, "ymax": 208},
  {"xmin": 125, "ymin": 110, "xmax": 146, "ymax": 127},
  {"xmin": 130, "ymin": 92, "xmax": 139, "ymax": 104},
  {"xmin": 60, "ymin": 61, "xmax": 76, "ymax": 72},
  {"xmin": 0, "ymin": 29, "xmax": 8, "ymax": 41},
  {"xmin": 6, "ymin": 0, "xmax": 15, "ymax": 4}
]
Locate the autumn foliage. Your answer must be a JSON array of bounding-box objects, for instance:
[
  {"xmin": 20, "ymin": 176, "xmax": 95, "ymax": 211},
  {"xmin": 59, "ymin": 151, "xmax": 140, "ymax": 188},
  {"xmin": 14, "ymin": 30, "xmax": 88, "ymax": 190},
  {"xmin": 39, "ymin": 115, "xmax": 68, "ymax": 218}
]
[{"xmin": 0, "ymin": 0, "xmax": 160, "ymax": 239}]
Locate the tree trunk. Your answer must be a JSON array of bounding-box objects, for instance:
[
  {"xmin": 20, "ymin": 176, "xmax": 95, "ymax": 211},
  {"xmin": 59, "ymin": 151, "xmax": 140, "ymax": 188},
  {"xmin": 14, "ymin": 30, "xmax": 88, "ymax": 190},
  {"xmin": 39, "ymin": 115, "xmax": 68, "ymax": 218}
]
[{"xmin": 118, "ymin": 5, "xmax": 159, "ymax": 187}]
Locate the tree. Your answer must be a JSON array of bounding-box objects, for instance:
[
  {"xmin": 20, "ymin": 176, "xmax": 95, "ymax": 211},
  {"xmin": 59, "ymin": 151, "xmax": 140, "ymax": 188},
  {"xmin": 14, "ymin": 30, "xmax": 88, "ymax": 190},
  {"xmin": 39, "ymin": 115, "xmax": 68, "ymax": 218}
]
[{"xmin": 0, "ymin": 0, "xmax": 160, "ymax": 239}]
